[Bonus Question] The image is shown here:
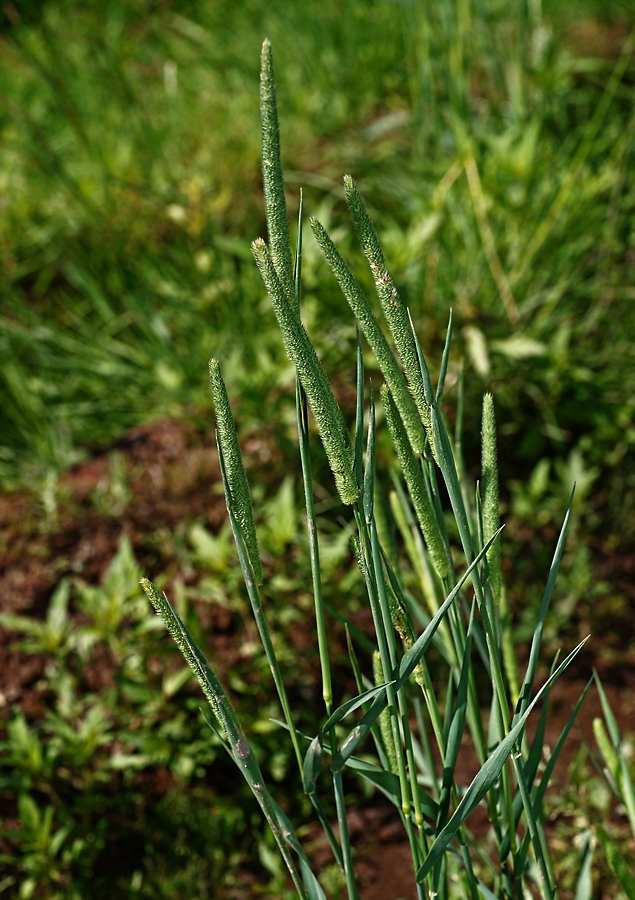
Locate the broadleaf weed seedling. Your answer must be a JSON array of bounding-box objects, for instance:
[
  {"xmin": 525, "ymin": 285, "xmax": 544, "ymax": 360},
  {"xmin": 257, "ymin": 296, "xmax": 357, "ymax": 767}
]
[{"xmin": 143, "ymin": 40, "xmax": 592, "ymax": 900}]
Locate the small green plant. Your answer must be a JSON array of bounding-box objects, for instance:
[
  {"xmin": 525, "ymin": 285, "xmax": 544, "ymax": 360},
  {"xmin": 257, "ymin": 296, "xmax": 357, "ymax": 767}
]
[{"xmin": 142, "ymin": 40, "xmax": 593, "ymax": 900}]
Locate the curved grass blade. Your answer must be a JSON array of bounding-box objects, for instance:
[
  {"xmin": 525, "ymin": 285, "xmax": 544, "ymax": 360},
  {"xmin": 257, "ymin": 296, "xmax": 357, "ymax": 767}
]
[{"xmin": 322, "ymin": 683, "xmax": 391, "ymax": 735}]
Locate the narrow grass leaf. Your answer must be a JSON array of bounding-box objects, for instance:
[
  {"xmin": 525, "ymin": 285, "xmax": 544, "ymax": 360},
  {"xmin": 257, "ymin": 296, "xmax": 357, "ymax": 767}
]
[
  {"xmin": 269, "ymin": 796, "xmax": 328, "ymax": 900},
  {"xmin": 345, "ymin": 756, "xmax": 438, "ymax": 820},
  {"xmin": 436, "ymin": 310, "xmax": 453, "ymax": 404},
  {"xmin": 332, "ymin": 533, "xmax": 499, "ymax": 772},
  {"xmin": 574, "ymin": 832, "xmax": 592, "ymax": 900},
  {"xmin": 303, "ymin": 735, "xmax": 323, "ymax": 795},
  {"xmin": 511, "ymin": 754, "xmax": 555, "ymax": 900},
  {"xmin": 510, "ymin": 677, "xmax": 593, "ymax": 865},
  {"xmin": 299, "ymin": 854, "xmax": 328, "ymax": 900},
  {"xmin": 321, "ymin": 683, "xmax": 391, "ymax": 734},
  {"xmin": 396, "ymin": 531, "xmax": 502, "ymax": 689},
  {"xmin": 437, "ymin": 604, "xmax": 474, "ymax": 830},
  {"xmin": 416, "ymin": 637, "xmax": 589, "ymax": 883},
  {"xmin": 593, "ymin": 718, "xmax": 621, "ymax": 788},
  {"xmin": 515, "ymin": 489, "xmax": 575, "ymax": 723}
]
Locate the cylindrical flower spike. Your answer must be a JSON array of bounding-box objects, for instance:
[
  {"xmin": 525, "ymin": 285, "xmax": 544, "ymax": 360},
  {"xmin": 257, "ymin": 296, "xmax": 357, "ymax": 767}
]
[
  {"xmin": 481, "ymin": 393, "xmax": 501, "ymax": 603},
  {"xmin": 252, "ymin": 238, "xmax": 357, "ymax": 506},
  {"xmin": 311, "ymin": 216, "xmax": 426, "ymax": 455},
  {"xmin": 260, "ymin": 39, "xmax": 295, "ymax": 308},
  {"xmin": 381, "ymin": 384, "xmax": 448, "ymax": 581},
  {"xmin": 209, "ymin": 359, "xmax": 263, "ymax": 584},
  {"xmin": 344, "ymin": 176, "xmax": 432, "ymax": 440},
  {"xmin": 141, "ymin": 578, "xmax": 230, "ymax": 735}
]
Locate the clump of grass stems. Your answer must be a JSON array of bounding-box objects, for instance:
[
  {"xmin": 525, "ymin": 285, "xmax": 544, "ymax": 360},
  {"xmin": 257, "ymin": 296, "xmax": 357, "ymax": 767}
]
[{"xmin": 142, "ymin": 40, "xmax": 592, "ymax": 900}]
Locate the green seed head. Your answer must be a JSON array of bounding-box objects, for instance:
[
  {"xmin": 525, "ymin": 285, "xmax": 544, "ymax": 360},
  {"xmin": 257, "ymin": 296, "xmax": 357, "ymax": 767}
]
[
  {"xmin": 481, "ymin": 393, "xmax": 501, "ymax": 603},
  {"xmin": 252, "ymin": 238, "xmax": 357, "ymax": 505},
  {"xmin": 343, "ymin": 176, "xmax": 432, "ymax": 442},
  {"xmin": 311, "ymin": 216, "xmax": 426, "ymax": 455},
  {"xmin": 381, "ymin": 384, "xmax": 448, "ymax": 581},
  {"xmin": 260, "ymin": 39, "xmax": 295, "ymax": 307},
  {"xmin": 209, "ymin": 359, "xmax": 263, "ymax": 585}
]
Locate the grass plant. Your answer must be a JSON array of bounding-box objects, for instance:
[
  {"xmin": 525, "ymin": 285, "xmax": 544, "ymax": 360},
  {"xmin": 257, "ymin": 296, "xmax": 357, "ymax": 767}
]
[
  {"xmin": 1, "ymin": 2, "xmax": 635, "ymax": 897},
  {"xmin": 142, "ymin": 41, "xmax": 596, "ymax": 900}
]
